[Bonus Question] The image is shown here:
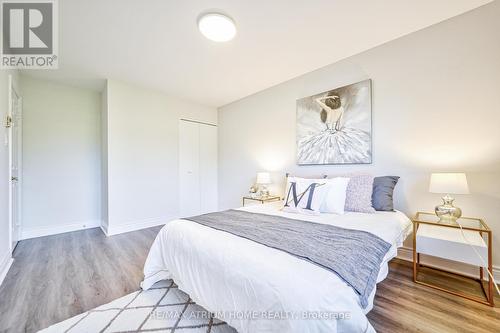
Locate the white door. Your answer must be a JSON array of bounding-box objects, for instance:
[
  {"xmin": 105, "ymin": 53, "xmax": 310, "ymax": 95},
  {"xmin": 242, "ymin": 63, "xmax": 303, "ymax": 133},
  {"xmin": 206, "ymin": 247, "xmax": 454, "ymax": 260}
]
[
  {"xmin": 8, "ymin": 78, "xmax": 22, "ymax": 252},
  {"xmin": 179, "ymin": 120, "xmax": 201, "ymax": 217},
  {"xmin": 199, "ymin": 124, "xmax": 217, "ymax": 213},
  {"xmin": 179, "ymin": 119, "xmax": 218, "ymax": 217}
]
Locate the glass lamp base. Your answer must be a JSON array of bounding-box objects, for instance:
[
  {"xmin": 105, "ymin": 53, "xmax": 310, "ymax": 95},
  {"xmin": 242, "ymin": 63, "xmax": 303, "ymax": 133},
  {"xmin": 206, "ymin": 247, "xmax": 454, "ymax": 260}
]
[
  {"xmin": 435, "ymin": 194, "xmax": 462, "ymax": 224},
  {"xmin": 259, "ymin": 185, "xmax": 270, "ymax": 198}
]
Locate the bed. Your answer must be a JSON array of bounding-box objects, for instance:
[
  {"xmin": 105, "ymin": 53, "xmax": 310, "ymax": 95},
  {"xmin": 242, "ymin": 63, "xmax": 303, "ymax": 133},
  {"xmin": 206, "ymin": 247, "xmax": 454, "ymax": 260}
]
[{"xmin": 141, "ymin": 201, "xmax": 412, "ymax": 333}]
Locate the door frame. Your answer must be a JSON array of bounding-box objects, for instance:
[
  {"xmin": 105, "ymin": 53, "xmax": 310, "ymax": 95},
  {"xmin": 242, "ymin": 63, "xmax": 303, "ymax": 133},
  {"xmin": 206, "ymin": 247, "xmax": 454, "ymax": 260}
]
[{"xmin": 8, "ymin": 74, "xmax": 22, "ymax": 254}]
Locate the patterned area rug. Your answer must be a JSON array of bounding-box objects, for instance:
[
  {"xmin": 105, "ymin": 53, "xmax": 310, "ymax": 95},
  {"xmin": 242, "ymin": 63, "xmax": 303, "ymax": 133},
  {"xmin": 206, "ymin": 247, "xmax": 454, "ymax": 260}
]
[{"xmin": 39, "ymin": 280, "xmax": 237, "ymax": 333}]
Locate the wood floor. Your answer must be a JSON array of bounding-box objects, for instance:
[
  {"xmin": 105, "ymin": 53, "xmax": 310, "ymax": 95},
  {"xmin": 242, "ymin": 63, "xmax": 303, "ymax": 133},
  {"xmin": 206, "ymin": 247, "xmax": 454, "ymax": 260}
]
[
  {"xmin": 0, "ymin": 227, "xmax": 498, "ymax": 333},
  {"xmin": 0, "ymin": 227, "xmax": 161, "ymax": 333},
  {"xmin": 367, "ymin": 260, "xmax": 500, "ymax": 332}
]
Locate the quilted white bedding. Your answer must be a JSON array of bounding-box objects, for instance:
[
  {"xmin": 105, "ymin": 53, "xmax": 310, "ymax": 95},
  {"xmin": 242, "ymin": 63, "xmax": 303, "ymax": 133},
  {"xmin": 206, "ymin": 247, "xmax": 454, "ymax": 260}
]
[{"xmin": 141, "ymin": 202, "xmax": 412, "ymax": 333}]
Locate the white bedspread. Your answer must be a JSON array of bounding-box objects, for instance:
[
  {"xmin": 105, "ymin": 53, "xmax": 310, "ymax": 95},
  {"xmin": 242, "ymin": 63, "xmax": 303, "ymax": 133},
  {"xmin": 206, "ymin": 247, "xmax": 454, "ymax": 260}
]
[{"xmin": 141, "ymin": 202, "xmax": 412, "ymax": 333}]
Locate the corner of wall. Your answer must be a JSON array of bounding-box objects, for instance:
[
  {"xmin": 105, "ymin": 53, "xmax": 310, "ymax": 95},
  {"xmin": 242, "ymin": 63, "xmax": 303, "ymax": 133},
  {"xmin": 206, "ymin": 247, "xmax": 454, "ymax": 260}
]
[{"xmin": 101, "ymin": 80, "xmax": 109, "ymax": 231}]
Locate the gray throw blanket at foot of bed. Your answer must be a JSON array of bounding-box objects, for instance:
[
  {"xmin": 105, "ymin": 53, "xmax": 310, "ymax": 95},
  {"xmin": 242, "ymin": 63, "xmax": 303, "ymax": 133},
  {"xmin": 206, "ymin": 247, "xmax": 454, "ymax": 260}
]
[{"xmin": 184, "ymin": 209, "xmax": 391, "ymax": 308}]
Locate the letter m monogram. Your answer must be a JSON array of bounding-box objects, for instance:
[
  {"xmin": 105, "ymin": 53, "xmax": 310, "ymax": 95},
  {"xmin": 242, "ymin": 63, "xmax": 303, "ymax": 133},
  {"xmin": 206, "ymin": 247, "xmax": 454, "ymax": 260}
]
[{"xmin": 284, "ymin": 182, "xmax": 320, "ymax": 211}]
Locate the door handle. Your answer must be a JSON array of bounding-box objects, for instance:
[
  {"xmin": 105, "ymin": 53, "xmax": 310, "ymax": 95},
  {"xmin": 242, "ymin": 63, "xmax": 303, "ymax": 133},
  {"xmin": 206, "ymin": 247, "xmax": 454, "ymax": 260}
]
[{"xmin": 11, "ymin": 176, "xmax": 18, "ymax": 181}]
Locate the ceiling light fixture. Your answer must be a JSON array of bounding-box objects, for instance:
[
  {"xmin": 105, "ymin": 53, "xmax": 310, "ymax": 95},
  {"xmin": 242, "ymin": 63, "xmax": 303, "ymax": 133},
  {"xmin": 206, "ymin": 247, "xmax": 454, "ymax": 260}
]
[{"xmin": 198, "ymin": 13, "xmax": 236, "ymax": 42}]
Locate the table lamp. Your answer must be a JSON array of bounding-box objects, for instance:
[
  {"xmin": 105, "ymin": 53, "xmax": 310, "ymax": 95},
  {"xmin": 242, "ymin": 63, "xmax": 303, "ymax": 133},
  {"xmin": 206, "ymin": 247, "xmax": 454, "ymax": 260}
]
[
  {"xmin": 429, "ymin": 173, "xmax": 469, "ymax": 223},
  {"xmin": 256, "ymin": 172, "xmax": 271, "ymax": 197}
]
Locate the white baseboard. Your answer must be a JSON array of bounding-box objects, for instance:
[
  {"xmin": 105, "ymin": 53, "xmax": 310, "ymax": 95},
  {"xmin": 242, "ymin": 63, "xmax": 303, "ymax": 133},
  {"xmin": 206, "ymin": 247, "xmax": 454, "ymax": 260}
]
[
  {"xmin": 397, "ymin": 246, "xmax": 500, "ymax": 282},
  {"xmin": 21, "ymin": 220, "xmax": 101, "ymax": 240},
  {"xmin": 0, "ymin": 251, "xmax": 14, "ymax": 287},
  {"xmin": 100, "ymin": 223, "xmax": 109, "ymax": 237},
  {"xmin": 105, "ymin": 216, "xmax": 168, "ymax": 236}
]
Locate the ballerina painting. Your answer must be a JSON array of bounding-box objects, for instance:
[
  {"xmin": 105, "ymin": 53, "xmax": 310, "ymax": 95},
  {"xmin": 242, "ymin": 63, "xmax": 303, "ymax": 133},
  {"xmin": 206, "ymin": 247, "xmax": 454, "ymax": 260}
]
[{"xmin": 296, "ymin": 79, "xmax": 372, "ymax": 165}]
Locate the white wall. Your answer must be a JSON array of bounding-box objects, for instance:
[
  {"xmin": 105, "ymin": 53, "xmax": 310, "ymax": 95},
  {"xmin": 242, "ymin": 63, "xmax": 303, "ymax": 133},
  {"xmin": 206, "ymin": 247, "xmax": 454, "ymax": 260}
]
[
  {"xmin": 21, "ymin": 76, "xmax": 102, "ymax": 239},
  {"xmin": 218, "ymin": 3, "xmax": 500, "ymax": 265},
  {"xmin": 103, "ymin": 79, "xmax": 217, "ymax": 235},
  {"xmin": 0, "ymin": 70, "xmax": 18, "ymax": 283}
]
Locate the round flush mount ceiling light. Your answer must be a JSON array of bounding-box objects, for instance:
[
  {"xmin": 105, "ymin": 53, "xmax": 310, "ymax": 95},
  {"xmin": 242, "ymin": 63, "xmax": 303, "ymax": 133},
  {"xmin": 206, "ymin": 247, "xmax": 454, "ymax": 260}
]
[{"xmin": 198, "ymin": 13, "xmax": 236, "ymax": 42}]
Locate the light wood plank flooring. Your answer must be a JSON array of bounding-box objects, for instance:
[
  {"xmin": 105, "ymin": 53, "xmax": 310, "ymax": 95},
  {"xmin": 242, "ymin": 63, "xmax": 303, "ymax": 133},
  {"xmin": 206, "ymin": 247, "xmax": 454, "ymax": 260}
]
[
  {"xmin": 0, "ymin": 227, "xmax": 498, "ymax": 332},
  {"xmin": 0, "ymin": 227, "xmax": 160, "ymax": 333}
]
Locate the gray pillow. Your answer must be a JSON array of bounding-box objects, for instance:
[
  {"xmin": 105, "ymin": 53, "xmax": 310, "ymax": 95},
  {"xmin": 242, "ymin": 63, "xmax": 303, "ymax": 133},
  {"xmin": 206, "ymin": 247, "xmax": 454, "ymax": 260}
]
[
  {"xmin": 345, "ymin": 175, "xmax": 376, "ymax": 213},
  {"xmin": 372, "ymin": 176, "xmax": 400, "ymax": 211}
]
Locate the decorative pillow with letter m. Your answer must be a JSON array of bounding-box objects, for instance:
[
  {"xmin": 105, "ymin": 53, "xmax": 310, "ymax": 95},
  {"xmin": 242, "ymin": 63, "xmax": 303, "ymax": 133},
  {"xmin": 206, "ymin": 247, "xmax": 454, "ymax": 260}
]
[{"xmin": 283, "ymin": 177, "xmax": 330, "ymax": 215}]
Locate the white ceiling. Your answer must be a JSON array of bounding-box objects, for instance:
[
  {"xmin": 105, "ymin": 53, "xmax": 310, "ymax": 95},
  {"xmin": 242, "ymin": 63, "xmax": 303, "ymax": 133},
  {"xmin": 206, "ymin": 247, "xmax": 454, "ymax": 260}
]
[{"xmin": 22, "ymin": 0, "xmax": 492, "ymax": 107}]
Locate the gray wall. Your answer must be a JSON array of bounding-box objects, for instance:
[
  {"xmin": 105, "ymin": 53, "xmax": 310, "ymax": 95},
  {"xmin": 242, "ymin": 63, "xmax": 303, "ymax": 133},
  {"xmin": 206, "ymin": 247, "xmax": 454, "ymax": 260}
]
[{"xmin": 218, "ymin": 3, "xmax": 500, "ymax": 264}]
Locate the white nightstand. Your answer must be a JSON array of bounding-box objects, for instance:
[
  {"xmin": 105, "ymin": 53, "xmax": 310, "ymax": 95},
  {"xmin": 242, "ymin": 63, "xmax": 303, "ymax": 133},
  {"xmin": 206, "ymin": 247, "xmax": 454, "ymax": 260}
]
[{"xmin": 412, "ymin": 212, "xmax": 493, "ymax": 306}]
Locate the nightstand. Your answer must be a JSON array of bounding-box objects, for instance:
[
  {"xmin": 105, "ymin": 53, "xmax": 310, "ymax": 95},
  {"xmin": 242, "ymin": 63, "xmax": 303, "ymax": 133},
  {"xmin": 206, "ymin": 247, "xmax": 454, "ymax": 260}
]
[
  {"xmin": 242, "ymin": 195, "xmax": 281, "ymax": 207},
  {"xmin": 412, "ymin": 212, "xmax": 494, "ymax": 306}
]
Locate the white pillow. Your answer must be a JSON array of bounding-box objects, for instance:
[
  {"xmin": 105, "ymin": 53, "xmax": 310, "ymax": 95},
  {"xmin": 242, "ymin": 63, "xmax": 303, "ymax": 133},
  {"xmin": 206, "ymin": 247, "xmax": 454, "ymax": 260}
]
[
  {"xmin": 319, "ymin": 177, "xmax": 350, "ymax": 214},
  {"xmin": 283, "ymin": 177, "xmax": 330, "ymax": 215}
]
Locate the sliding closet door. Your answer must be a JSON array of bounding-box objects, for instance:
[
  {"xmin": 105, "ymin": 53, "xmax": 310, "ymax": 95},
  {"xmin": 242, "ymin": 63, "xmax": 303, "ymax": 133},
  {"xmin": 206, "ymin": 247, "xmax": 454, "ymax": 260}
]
[
  {"xmin": 179, "ymin": 120, "xmax": 217, "ymax": 217},
  {"xmin": 199, "ymin": 124, "xmax": 218, "ymax": 213},
  {"xmin": 179, "ymin": 120, "xmax": 201, "ymax": 217}
]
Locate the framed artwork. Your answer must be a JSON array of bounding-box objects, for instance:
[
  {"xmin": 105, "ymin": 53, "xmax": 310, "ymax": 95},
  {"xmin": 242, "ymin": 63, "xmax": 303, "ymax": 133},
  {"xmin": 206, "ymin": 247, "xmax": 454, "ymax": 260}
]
[{"xmin": 296, "ymin": 79, "xmax": 372, "ymax": 165}]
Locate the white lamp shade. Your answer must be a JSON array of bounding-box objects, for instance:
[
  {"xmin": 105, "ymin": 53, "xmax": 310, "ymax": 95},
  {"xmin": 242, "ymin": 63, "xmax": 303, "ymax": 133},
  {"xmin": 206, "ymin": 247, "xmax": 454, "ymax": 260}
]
[
  {"xmin": 256, "ymin": 172, "xmax": 271, "ymax": 184},
  {"xmin": 429, "ymin": 173, "xmax": 469, "ymax": 194}
]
